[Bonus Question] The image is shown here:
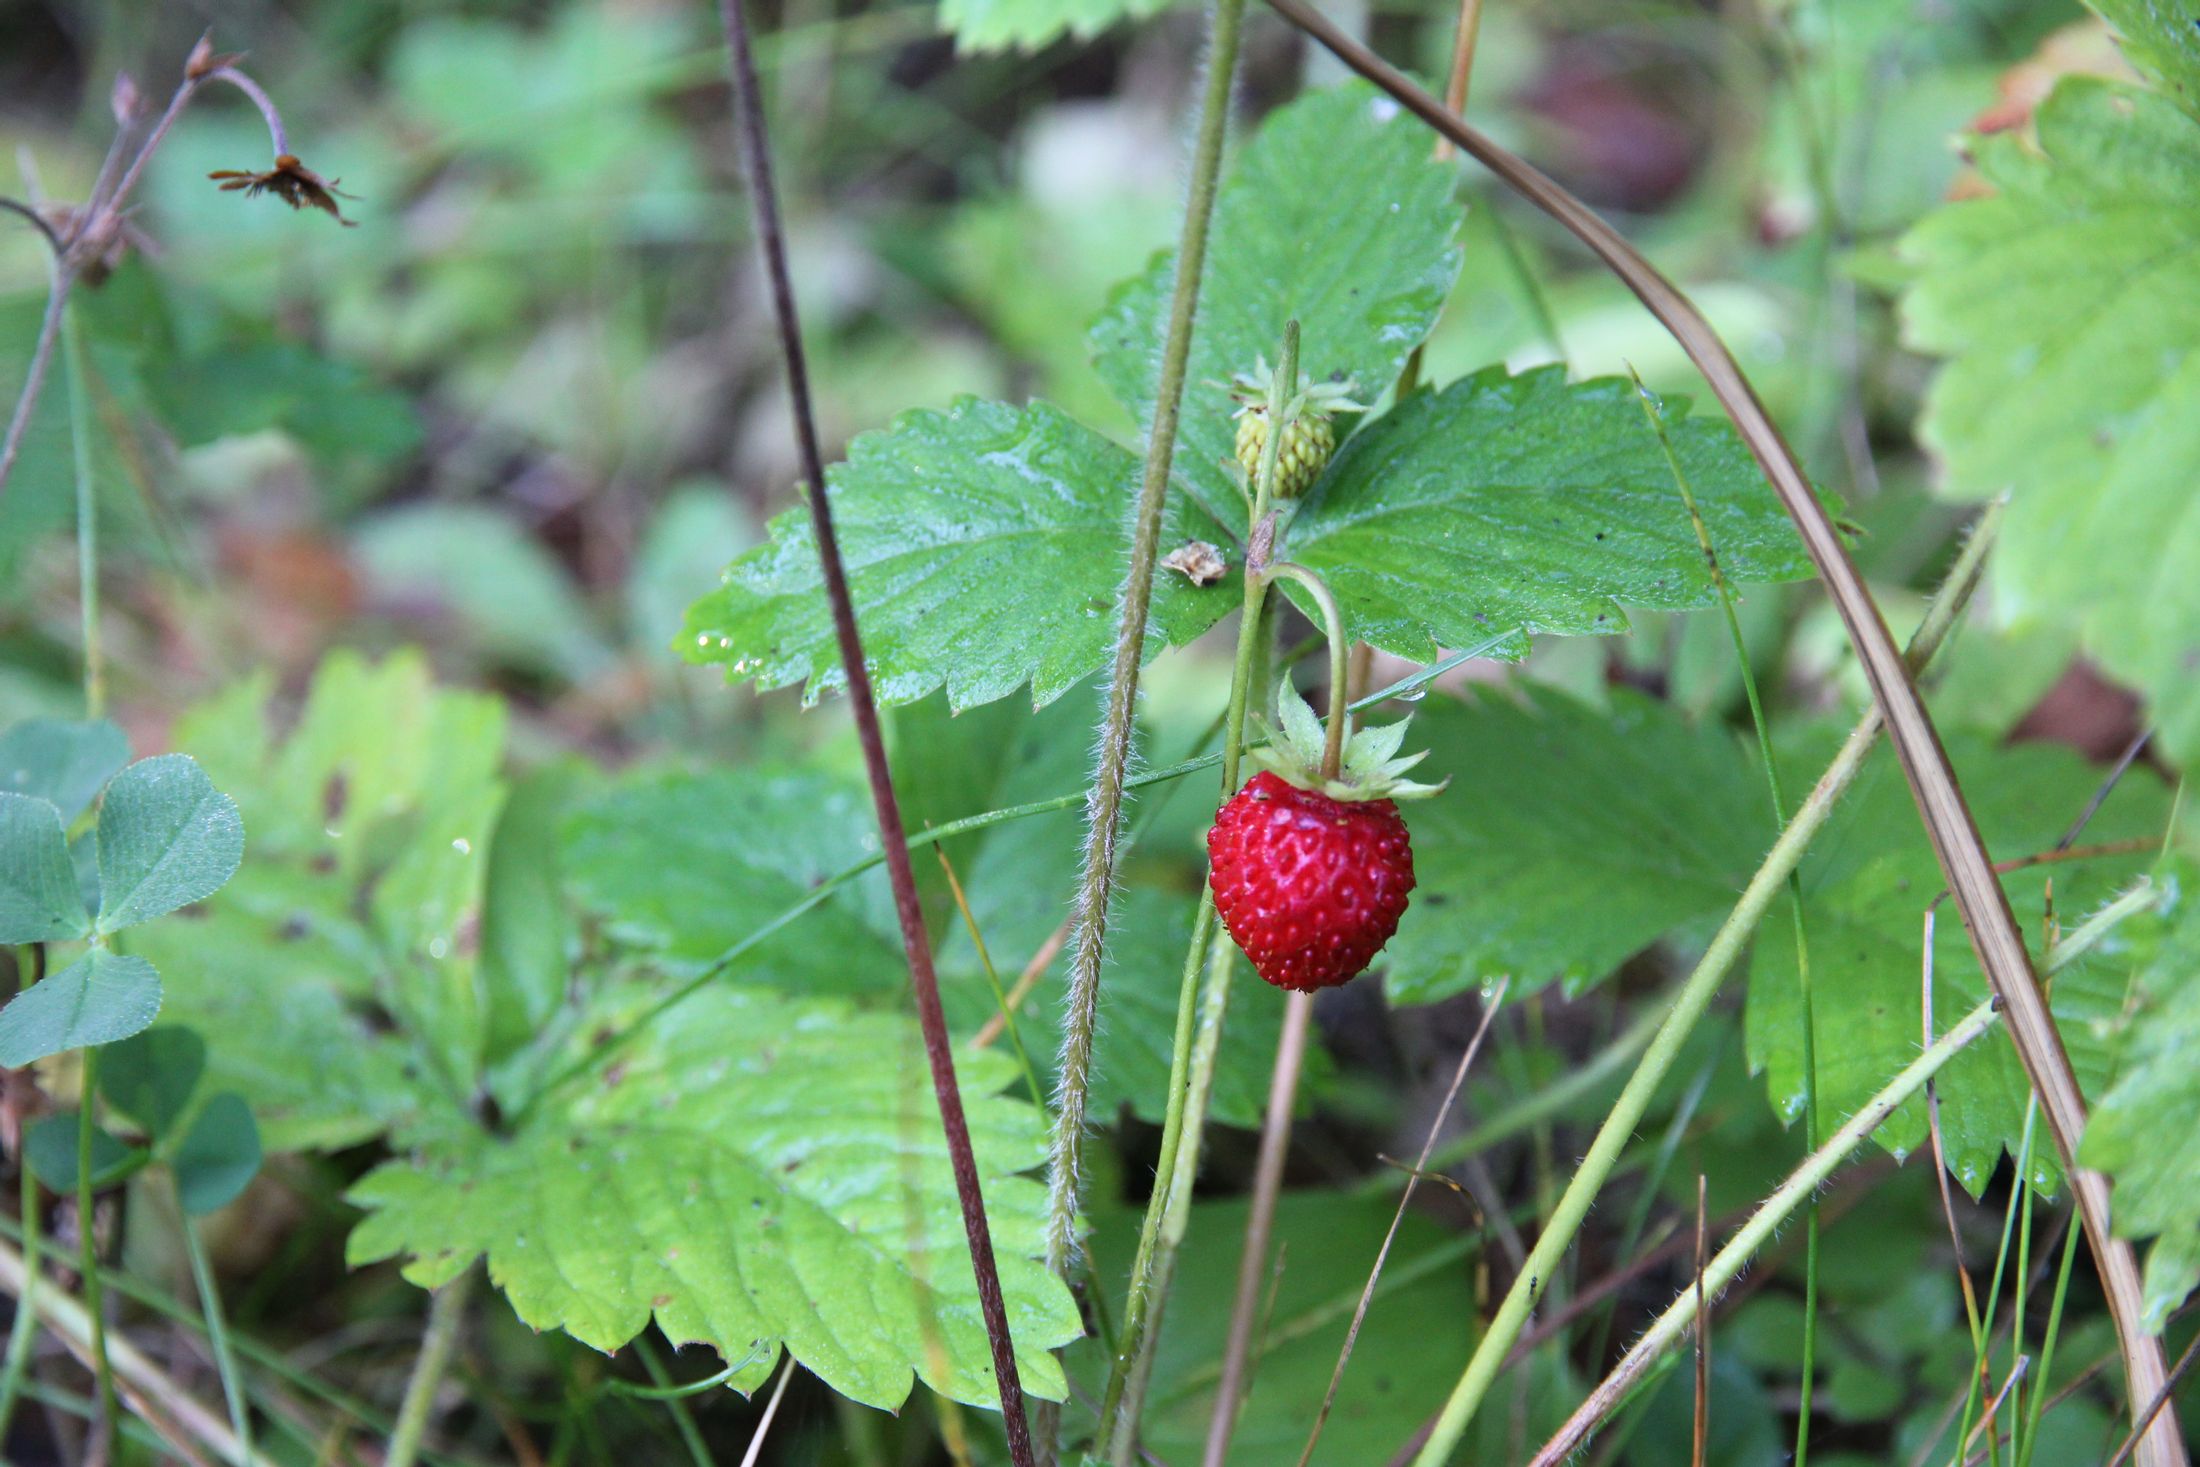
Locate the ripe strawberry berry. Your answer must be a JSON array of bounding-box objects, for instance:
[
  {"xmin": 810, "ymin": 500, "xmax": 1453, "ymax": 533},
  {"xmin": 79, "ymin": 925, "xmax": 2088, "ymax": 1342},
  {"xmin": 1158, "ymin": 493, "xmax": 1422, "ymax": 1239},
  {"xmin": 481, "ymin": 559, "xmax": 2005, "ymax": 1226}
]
[{"xmin": 1207, "ymin": 683, "xmax": 1442, "ymax": 991}]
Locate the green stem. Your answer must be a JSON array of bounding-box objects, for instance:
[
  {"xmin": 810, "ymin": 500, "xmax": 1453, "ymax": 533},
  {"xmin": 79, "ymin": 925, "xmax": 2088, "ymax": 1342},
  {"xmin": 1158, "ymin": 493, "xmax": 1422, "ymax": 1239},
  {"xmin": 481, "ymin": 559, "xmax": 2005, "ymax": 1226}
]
[
  {"xmin": 2016, "ymin": 1215, "xmax": 2084, "ymax": 1467},
  {"xmin": 1262, "ymin": 562, "xmax": 1350, "ymax": 779},
  {"xmin": 181, "ymin": 1205, "xmax": 254, "ymax": 1466},
  {"xmin": 0, "ymin": 949, "xmax": 44, "ymax": 1445},
  {"xmin": 1411, "ymin": 502, "xmax": 2002, "ymax": 1467},
  {"xmin": 77, "ymin": 1048, "xmax": 116, "ymax": 1443},
  {"xmin": 1096, "ymin": 322, "xmax": 1298, "ymax": 1464},
  {"xmin": 634, "ymin": 1335, "xmax": 713, "ymax": 1467},
  {"xmin": 60, "ymin": 301, "xmax": 102, "ymax": 718},
  {"xmin": 388, "ymin": 1271, "xmax": 472, "ymax": 1467},
  {"xmin": 1633, "ymin": 372, "xmax": 1821, "ymax": 1462},
  {"xmin": 1036, "ymin": 12, "xmax": 1249, "ymax": 1433}
]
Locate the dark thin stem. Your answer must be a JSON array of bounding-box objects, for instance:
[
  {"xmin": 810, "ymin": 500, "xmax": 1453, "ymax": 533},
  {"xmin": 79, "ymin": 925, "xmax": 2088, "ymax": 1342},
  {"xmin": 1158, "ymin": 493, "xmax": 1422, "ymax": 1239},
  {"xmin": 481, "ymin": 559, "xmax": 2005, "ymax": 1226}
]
[
  {"xmin": 2106, "ymin": 1333, "xmax": 2200, "ymax": 1467},
  {"xmin": 711, "ymin": 0, "xmax": 1032, "ymax": 1456},
  {"xmin": 0, "ymin": 198, "xmax": 63, "ymax": 255},
  {"xmin": 0, "ymin": 262, "xmax": 72, "ymax": 505}
]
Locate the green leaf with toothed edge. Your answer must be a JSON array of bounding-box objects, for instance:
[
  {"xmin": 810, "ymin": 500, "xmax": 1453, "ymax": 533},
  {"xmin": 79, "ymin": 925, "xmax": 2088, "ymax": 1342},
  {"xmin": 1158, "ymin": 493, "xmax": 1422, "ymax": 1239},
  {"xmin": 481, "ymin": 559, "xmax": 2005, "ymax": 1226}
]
[
  {"xmin": 1384, "ymin": 684, "xmax": 1769, "ymax": 1007},
  {"xmin": 680, "ymin": 397, "xmax": 1237, "ymax": 712},
  {"xmin": 1280, "ymin": 366, "xmax": 1824, "ymax": 667},
  {"xmin": 1747, "ymin": 732, "xmax": 2168, "ymax": 1197},
  {"xmin": 346, "ymin": 984, "xmax": 1081, "ymax": 1411},
  {"xmin": 1901, "ymin": 73, "xmax": 2200, "ymax": 764},
  {"xmin": 2081, "ymin": 866, "xmax": 2200, "ymax": 1332},
  {"xmin": 1091, "ymin": 83, "xmax": 1464, "ymax": 532}
]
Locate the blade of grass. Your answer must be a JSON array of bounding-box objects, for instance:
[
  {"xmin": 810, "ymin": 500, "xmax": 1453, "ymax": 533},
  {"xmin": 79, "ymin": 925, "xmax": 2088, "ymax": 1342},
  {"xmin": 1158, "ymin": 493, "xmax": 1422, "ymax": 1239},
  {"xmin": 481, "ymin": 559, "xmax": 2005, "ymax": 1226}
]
[
  {"xmin": 1254, "ymin": 12, "xmax": 2182, "ymax": 1459},
  {"xmin": 179, "ymin": 1208, "xmax": 254, "ymax": 1467},
  {"xmin": 1634, "ymin": 369, "xmax": 1824, "ymax": 1464},
  {"xmin": 1526, "ymin": 881, "xmax": 2161, "ymax": 1466},
  {"xmin": 1298, "ymin": 979, "xmax": 1508, "ymax": 1467}
]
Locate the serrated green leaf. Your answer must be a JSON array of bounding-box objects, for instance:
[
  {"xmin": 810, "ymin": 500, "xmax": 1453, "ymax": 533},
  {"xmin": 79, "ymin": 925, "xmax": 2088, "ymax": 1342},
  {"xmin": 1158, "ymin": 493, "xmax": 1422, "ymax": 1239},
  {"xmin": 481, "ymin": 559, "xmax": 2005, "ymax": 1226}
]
[
  {"xmin": 132, "ymin": 908, "xmax": 424, "ymax": 1152},
  {"xmin": 1091, "ymin": 83, "xmax": 1463, "ymax": 529},
  {"xmin": 2080, "ymin": 874, "xmax": 2200, "ymax": 1330},
  {"xmin": 0, "ymin": 718, "xmax": 129, "ymax": 823},
  {"xmin": 1385, "ymin": 685, "xmax": 1767, "ymax": 1005},
  {"xmin": 2090, "ymin": 0, "xmax": 2200, "ymax": 105},
  {"xmin": 173, "ymin": 1092, "xmax": 262, "ymax": 1215},
  {"xmin": 563, "ymin": 765, "xmax": 906, "ymax": 997},
  {"xmin": 1283, "ymin": 368, "xmax": 1821, "ymax": 663},
  {"xmin": 938, "ymin": 0, "xmax": 1174, "ymax": 51},
  {"xmin": 1901, "ymin": 76, "xmax": 2200, "ymax": 764},
  {"xmin": 0, "ymin": 950, "xmax": 163, "ymax": 1066},
  {"xmin": 0, "ymin": 792, "xmax": 94, "ymax": 943},
  {"xmin": 135, "ymin": 652, "xmax": 502, "ymax": 1151},
  {"xmin": 1747, "ymin": 735, "xmax": 2167, "ymax": 1193},
  {"xmin": 681, "ymin": 398, "xmax": 1234, "ymax": 710},
  {"xmin": 94, "ymin": 755, "xmax": 245, "ymax": 933},
  {"xmin": 24, "ymin": 1113, "xmax": 145, "ymax": 1193},
  {"xmin": 480, "ymin": 762, "xmax": 586, "ymax": 1066},
  {"xmin": 347, "ymin": 986, "xmax": 1081, "ymax": 1411},
  {"xmin": 100, "ymin": 1026, "xmax": 208, "ymax": 1140}
]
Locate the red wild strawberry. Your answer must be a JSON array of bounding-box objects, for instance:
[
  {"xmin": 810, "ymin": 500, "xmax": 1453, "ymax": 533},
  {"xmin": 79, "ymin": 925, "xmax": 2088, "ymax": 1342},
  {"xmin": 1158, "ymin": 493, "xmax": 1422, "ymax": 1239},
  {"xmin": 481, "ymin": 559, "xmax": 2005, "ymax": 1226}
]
[{"xmin": 1207, "ymin": 683, "xmax": 1443, "ymax": 991}]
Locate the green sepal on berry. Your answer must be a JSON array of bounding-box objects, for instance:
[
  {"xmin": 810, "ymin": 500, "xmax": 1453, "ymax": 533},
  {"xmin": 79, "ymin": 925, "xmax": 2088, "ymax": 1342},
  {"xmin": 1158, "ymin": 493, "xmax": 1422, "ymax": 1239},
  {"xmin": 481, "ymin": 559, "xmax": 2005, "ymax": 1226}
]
[
  {"xmin": 1230, "ymin": 358, "xmax": 1364, "ymax": 500},
  {"xmin": 1248, "ymin": 681, "xmax": 1446, "ymax": 803}
]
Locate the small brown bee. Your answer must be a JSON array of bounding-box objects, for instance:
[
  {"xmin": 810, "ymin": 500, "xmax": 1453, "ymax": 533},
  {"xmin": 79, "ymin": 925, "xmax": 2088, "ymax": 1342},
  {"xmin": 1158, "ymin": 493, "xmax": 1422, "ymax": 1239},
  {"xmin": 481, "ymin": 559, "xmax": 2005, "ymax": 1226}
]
[{"xmin": 207, "ymin": 154, "xmax": 356, "ymax": 226}]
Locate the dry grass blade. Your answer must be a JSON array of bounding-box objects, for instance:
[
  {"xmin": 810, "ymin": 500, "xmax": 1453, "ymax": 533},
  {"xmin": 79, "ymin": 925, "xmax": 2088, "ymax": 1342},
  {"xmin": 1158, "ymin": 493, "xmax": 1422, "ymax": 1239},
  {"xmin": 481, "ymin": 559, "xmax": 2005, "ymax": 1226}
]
[
  {"xmin": 1297, "ymin": 980, "xmax": 1508, "ymax": 1467},
  {"xmin": 1692, "ymin": 1175, "xmax": 1709, "ymax": 1467},
  {"xmin": 737, "ymin": 1357, "xmax": 797, "ymax": 1467},
  {"xmin": 1252, "ymin": 7, "xmax": 2182, "ymax": 1459},
  {"xmin": 2106, "ymin": 1333, "xmax": 2200, "ymax": 1467}
]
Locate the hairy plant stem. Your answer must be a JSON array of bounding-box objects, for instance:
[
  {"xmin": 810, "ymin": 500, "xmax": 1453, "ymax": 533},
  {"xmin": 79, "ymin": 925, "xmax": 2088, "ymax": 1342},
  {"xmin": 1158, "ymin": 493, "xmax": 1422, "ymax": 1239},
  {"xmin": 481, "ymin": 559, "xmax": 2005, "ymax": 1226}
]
[
  {"xmin": 1095, "ymin": 323, "xmax": 1298, "ymax": 1465},
  {"xmin": 714, "ymin": 0, "xmax": 1036, "ymax": 1451},
  {"xmin": 1527, "ymin": 880, "xmax": 2160, "ymax": 1465},
  {"xmin": 387, "ymin": 1272, "xmax": 470, "ymax": 1467},
  {"xmin": 1405, "ymin": 501, "xmax": 2001, "ymax": 1467},
  {"xmin": 1040, "ymin": 0, "xmax": 1251, "ymax": 1357}
]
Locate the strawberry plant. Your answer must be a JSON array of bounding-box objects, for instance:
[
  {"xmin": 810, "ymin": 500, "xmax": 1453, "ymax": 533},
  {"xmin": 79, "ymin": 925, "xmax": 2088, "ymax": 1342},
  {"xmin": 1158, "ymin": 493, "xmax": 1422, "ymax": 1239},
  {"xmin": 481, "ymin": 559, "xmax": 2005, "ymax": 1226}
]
[{"xmin": 0, "ymin": 1, "xmax": 2197, "ymax": 1465}]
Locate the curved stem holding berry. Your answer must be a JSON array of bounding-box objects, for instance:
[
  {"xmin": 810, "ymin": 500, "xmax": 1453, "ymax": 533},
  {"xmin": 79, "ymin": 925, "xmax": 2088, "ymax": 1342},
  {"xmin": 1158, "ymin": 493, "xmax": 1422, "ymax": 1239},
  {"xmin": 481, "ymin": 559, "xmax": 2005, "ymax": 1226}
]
[{"xmin": 1259, "ymin": 562, "xmax": 1348, "ymax": 781}]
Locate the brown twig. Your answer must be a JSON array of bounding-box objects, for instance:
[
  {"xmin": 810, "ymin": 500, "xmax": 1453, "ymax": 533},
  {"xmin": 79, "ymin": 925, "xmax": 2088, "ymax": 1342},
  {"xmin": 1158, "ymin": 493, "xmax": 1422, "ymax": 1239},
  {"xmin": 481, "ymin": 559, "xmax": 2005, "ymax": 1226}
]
[
  {"xmin": 2106, "ymin": 1333, "xmax": 2200, "ymax": 1467},
  {"xmin": 710, "ymin": 0, "xmax": 1033, "ymax": 1457},
  {"xmin": 1251, "ymin": 8, "xmax": 2183, "ymax": 1459}
]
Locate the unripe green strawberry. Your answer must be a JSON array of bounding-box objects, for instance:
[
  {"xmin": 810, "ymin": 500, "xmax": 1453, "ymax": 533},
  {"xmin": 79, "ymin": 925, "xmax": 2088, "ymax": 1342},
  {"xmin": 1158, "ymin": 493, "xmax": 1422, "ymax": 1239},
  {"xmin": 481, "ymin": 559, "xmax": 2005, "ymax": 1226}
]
[
  {"xmin": 1233, "ymin": 406, "xmax": 1336, "ymax": 500},
  {"xmin": 1228, "ymin": 356, "xmax": 1364, "ymax": 501}
]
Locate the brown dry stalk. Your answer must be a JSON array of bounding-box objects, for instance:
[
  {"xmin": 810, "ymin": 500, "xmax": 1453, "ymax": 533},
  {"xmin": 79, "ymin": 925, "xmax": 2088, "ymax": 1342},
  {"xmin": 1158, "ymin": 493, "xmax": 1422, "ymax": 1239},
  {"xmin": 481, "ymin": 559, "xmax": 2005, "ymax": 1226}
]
[
  {"xmin": 1252, "ymin": 8, "xmax": 2182, "ymax": 1459},
  {"xmin": 712, "ymin": 0, "xmax": 1033, "ymax": 1457}
]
